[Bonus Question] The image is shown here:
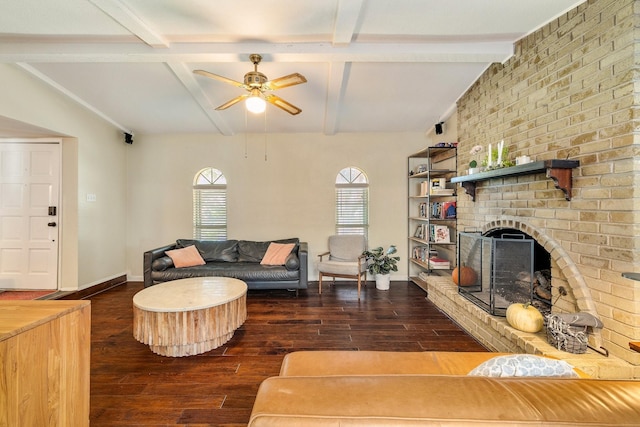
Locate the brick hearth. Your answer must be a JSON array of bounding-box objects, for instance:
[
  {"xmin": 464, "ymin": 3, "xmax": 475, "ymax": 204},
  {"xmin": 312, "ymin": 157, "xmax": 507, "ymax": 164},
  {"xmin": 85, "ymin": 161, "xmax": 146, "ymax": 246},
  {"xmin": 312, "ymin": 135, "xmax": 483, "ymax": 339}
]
[{"xmin": 421, "ymin": 275, "xmax": 637, "ymax": 379}]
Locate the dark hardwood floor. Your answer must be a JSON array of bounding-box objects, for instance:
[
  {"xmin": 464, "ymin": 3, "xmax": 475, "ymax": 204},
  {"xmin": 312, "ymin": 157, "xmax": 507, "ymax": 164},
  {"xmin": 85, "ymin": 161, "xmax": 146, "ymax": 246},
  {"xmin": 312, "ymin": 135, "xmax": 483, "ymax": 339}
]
[{"xmin": 88, "ymin": 280, "xmax": 486, "ymax": 426}]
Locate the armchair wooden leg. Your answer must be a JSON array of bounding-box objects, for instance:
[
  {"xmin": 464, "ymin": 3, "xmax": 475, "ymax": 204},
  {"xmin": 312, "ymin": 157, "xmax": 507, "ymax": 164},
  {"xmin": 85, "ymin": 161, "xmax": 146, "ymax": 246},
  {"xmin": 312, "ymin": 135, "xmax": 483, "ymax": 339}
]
[
  {"xmin": 357, "ymin": 275, "xmax": 361, "ymax": 300},
  {"xmin": 319, "ymin": 273, "xmax": 323, "ymax": 294}
]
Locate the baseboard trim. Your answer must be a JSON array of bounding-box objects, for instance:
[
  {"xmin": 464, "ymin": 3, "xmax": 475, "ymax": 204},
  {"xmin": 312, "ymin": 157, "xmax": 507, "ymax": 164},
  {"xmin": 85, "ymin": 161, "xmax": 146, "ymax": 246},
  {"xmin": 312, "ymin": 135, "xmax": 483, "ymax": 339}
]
[{"xmin": 59, "ymin": 274, "xmax": 128, "ymax": 300}]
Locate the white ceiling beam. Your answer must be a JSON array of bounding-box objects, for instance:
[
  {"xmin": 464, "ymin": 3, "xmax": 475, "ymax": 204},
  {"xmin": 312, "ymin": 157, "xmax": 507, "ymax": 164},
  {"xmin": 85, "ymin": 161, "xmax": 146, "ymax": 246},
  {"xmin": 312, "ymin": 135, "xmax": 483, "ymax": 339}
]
[
  {"xmin": 0, "ymin": 41, "xmax": 514, "ymax": 64},
  {"xmin": 88, "ymin": 0, "xmax": 169, "ymax": 48},
  {"xmin": 333, "ymin": 0, "xmax": 364, "ymax": 46},
  {"xmin": 15, "ymin": 63, "xmax": 132, "ymax": 133},
  {"xmin": 324, "ymin": 62, "xmax": 348, "ymax": 135},
  {"xmin": 165, "ymin": 62, "xmax": 233, "ymax": 136}
]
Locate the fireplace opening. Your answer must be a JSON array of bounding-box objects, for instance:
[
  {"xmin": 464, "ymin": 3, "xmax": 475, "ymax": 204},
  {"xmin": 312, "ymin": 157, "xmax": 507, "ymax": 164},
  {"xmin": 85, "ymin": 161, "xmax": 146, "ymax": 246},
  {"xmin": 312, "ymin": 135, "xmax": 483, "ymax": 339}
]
[{"xmin": 457, "ymin": 229, "xmax": 552, "ymax": 316}]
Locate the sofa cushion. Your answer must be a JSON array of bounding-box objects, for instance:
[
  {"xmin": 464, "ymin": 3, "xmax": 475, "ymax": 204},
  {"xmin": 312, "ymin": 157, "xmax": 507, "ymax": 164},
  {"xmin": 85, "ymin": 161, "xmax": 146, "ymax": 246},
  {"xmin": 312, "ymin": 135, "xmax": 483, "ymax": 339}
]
[
  {"xmin": 261, "ymin": 243, "xmax": 296, "ymax": 266},
  {"xmin": 151, "ymin": 256, "xmax": 174, "ymax": 271},
  {"xmin": 165, "ymin": 245, "xmax": 206, "ymax": 268},
  {"xmin": 249, "ymin": 376, "xmax": 640, "ymax": 426},
  {"xmin": 176, "ymin": 239, "xmax": 239, "ymax": 262},
  {"xmin": 151, "ymin": 262, "xmax": 300, "ymax": 282},
  {"xmin": 238, "ymin": 238, "xmax": 299, "ymax": 262},
  {"xmin": 467, "ymin": 354, "xmax": 579, "ymax": 378},
  {"xmin": 284, "ymin": 252, "xmax": 300, "ymax": 271},
  {"xmin": 279, "ymin": 351, "xmax": 508, "ymax": 377}
]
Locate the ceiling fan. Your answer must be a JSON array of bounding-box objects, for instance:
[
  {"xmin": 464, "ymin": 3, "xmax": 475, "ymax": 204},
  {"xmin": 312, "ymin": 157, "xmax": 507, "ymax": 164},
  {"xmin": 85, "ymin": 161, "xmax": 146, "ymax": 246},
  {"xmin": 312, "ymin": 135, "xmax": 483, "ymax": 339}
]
[{"xmin": 194, "ymin": 54, "xmax": 307, "ymax": 115}]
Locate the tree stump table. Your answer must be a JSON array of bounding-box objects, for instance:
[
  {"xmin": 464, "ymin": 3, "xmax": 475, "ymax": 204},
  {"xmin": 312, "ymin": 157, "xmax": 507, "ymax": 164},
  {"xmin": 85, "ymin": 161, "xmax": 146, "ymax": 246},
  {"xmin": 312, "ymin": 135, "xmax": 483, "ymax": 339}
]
[{"xmin": 133, "ymin": 277, "xmax": 247, "ymax": 357}]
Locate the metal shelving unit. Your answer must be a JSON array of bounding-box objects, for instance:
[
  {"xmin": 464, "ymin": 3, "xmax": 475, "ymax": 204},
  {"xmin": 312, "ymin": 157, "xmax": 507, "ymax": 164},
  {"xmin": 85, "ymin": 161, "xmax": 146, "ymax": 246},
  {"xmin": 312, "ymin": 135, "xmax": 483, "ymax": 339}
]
[{"xmin": 407, "ymin": 146, "xmax": 457, "ymax": 290}]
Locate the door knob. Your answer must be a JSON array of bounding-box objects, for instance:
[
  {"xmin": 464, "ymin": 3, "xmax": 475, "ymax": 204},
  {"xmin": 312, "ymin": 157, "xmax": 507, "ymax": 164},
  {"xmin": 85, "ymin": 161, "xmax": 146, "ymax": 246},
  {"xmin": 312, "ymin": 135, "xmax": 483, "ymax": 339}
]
[{"xmin": 48, "ymin": 222, "xmax": 57, "ymax": 227}]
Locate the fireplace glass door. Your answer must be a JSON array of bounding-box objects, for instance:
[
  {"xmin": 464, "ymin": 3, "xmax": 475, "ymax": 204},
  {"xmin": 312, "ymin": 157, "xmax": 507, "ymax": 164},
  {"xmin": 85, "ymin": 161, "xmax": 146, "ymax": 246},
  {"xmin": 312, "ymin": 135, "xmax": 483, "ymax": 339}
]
[{"xmin": 457, "ymin": 232, "xmax": 534, "ymax": 316}]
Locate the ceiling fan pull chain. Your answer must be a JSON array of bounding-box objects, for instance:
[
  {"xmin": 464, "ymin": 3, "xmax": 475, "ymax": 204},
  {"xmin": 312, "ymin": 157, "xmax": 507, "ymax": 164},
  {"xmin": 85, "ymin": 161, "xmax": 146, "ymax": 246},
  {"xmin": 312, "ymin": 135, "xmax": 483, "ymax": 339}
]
[
  {"xmin": 244, "ymin": 110, "xmax": 248, "ymax": 159},
  {"xmin": 264, "ymin": 109, "xmax": 268, "ymax": 162}
]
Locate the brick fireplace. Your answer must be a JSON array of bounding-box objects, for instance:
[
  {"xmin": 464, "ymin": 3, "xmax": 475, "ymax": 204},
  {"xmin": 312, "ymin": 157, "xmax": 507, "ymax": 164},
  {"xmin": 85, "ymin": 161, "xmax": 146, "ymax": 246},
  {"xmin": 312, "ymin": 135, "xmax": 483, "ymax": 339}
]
[{"xmin": 423, "ymin": 0, "xmax": 639, "ymax": 379}]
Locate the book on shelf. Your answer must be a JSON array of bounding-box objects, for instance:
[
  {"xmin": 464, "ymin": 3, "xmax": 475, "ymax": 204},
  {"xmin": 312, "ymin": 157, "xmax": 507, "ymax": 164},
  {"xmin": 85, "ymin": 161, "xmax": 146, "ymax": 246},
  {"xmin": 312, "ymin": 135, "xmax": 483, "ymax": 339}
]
[
  {"xmin": 430, "ymin": 188, "xmax": 454, "ymax": 196},
  {"xmin": 431, "ymin": 225, "xmax": 450, "ymax": 243},
  {"xmin": 419, "ymin": 202, "xmax": 428, "ymax": 218},
  {"xmin": 430, "ymin": 201, "xmax": 456, "ymax": 219},
  {"xmin": 430, "ymin": 202, "xmax": 441, "ymax": 219},
  {"xmin": 430, "ymin": 178, "xmax": 446, "ymax": 191},
  {"xmin": 428, "ymin": 257, "xmax": 451, "ymax": 269},
  {"xmin": 419, "ymin": 181, "xmax": 429, "ymax": 196},
  {"xmin": 418, "ymin": 271, "xmax": 430, "ymax": 281},
  {"xmin": 412, "ymin": 245, "xmax": 430, "ymax": 262}
]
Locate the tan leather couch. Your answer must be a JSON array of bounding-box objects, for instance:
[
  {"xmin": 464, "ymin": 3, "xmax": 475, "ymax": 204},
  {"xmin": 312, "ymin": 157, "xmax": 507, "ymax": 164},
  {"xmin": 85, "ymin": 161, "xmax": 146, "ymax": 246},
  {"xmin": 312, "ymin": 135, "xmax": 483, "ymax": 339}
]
[{"xmin": 248, "ymin": 351, "xmax": 640, "ymax": 426}]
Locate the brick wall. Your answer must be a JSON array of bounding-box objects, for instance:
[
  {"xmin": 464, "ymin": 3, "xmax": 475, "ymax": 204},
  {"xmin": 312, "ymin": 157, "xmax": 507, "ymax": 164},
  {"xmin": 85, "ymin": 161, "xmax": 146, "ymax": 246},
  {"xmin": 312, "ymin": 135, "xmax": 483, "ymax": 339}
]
[{"xmin": 454, "ymin": 0, "xmax": 639, "ymax": 366}]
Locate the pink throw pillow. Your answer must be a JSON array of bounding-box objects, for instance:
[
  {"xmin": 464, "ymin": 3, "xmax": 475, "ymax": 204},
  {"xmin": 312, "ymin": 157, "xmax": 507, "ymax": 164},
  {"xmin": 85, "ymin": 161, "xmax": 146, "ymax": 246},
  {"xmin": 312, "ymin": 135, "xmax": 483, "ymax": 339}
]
[
  {"xmin": 165, "ymin": 245, "xmax": 206, "ymax": 268},
  {"xmin": 260, "ymin": 243, "xmax": 295, "ymax": 266}
]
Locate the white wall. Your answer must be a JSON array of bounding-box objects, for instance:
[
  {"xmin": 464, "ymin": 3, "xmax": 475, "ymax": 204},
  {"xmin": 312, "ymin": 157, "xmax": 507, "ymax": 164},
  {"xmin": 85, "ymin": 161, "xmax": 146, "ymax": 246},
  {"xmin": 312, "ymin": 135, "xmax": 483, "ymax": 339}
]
[
  {"xmin": 0, "ymin": 64, "xmax": 127, "ymax": 290},
  {"xmin": 126, "ymin": 132, "xmax": 433, "ymax": 281},
  {"xmin": 0, "ymin": 63, "xmax": 456, "ymax": 288}
]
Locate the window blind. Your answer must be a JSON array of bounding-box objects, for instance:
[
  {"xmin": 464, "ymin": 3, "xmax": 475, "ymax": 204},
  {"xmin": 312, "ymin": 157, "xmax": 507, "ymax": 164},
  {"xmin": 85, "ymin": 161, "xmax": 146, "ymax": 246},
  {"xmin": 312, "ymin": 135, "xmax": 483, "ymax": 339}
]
[
  {"xmin": 336, "ymin": 184, "xmax": 368, "ymax": 236},
  {"xmin": 193, "ymin": 185, "xmax": 227, "ymax": 240}
]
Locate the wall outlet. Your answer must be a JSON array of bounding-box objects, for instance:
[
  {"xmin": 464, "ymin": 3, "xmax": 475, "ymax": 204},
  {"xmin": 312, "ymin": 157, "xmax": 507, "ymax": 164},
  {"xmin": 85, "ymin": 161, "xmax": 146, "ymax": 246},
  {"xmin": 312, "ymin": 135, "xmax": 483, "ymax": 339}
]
[{"xmin": 86, "ymin": 193, "xmax": 97, "ymax": 202}]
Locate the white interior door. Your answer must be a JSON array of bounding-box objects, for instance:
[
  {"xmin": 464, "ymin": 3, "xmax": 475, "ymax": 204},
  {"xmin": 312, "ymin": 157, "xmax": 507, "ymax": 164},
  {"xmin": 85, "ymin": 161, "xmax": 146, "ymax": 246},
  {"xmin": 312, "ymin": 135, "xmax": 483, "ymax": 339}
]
[{"xmin": 0, "ymin": 141, "xmax": 60, "ymax": 290}]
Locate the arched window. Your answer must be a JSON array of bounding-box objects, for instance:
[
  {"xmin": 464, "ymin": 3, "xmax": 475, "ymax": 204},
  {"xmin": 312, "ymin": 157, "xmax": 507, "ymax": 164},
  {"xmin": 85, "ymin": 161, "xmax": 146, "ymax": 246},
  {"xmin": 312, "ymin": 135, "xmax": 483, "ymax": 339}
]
[
  {"xmin": 335, "ymin": 167, "xmax": 369, "ymax": 238},
  {"xmin": 193, "ymin": 167, "xmax": 227, "ymax": 240}
]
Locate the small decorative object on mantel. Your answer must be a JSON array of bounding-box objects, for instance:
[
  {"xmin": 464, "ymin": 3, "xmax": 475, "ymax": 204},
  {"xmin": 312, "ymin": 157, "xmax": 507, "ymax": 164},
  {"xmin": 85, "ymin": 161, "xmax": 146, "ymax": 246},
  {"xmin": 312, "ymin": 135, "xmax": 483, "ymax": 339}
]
[
  {"xmin": 482, "ymin": 139, "xmax": 515, "ymax": 171},
  {"xmin": 468, "ymin": 145, "xmax": 483, "ymax": 174},
  {"xmin": 433, "ymin": 142, "xmax": 458, "ymax": 148}
]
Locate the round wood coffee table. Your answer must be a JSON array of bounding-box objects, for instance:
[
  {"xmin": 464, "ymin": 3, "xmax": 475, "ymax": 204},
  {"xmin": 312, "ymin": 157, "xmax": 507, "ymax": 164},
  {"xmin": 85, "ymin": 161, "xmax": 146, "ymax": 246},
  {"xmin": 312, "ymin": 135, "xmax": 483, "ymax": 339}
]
[{"xmin": 132, "ymin": 277, "xmax": 247, "ymax": 357}]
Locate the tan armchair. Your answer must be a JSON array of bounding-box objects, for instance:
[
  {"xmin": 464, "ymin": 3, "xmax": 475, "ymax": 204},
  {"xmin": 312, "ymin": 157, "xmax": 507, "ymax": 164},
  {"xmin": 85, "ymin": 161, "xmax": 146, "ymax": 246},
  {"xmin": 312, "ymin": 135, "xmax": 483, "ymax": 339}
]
[{"xmin": 317, "ymin": 235, "xmax": 367, "ymax": 299}]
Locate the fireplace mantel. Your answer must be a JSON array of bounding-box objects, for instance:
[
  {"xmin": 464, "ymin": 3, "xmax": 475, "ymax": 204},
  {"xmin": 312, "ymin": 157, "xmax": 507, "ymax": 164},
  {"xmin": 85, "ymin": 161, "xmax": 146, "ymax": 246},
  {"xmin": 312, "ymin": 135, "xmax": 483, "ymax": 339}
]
[{"xmin": 451, "ymin": 159, "xmax": 580, "ymax": 201}]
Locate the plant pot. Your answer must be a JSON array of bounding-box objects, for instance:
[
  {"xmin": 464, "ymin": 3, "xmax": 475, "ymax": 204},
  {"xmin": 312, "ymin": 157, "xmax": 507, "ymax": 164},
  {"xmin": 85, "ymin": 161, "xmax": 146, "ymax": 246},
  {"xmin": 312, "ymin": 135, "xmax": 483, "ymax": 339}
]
[
  {"xmin": 468, "ymin": 167, "xmax": 481, "ymax": 175},
  {"xmin": 375, "ymin": 273, "xmax": 390, "ymax": 290}
]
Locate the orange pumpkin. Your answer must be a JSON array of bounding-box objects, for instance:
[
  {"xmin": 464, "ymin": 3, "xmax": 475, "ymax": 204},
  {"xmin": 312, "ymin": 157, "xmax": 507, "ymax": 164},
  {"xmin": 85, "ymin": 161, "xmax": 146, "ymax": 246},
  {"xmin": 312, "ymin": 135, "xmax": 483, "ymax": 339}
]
[{"xmin": 452, "ymin": 265, "xmax": 477, "ymax": 286}]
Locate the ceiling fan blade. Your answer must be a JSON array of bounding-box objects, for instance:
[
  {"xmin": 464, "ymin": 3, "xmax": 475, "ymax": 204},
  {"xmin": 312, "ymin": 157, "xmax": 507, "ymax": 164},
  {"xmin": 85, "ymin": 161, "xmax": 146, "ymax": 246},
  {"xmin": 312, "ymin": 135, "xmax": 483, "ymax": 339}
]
[
  {"xmin": 263, "ymin": 73, "xmax": 307, "ymax": 91},
  {"xmin": 216, "ymin": 94, "xmax": 248, "ymax": 110},
  {"xmin": 264, "ymin": 94, "xmax": 302, "ymax": 115},
  {"xmin": 193, "ymin": 69, "xmax": 247, "ymax": 89}
]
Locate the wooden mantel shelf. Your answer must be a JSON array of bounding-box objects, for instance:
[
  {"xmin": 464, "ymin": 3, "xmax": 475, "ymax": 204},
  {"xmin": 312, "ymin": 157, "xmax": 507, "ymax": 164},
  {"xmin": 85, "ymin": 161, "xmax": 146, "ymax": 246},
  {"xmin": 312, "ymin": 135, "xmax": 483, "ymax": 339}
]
[{"xmin": 451, "ymin": 159, "xmax": 580, "ymax": 201}]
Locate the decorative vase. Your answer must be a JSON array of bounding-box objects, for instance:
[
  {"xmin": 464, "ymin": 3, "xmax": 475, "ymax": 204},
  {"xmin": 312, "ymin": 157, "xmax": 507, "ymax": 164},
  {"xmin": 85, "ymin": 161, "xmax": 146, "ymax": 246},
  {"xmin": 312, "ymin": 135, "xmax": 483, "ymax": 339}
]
[
  {"xmin": 468, "ymin": 167, "xmax": 481, "ymax": 175},
  {"xmin": 375, "ymin": 273, "xmax": 391, "ymax": 290}
]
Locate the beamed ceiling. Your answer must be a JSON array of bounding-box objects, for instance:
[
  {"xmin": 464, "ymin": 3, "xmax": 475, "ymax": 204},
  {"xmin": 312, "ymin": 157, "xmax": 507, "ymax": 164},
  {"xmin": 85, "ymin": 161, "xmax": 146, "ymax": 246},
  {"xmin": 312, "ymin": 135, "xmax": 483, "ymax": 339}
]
[{"xmin": 0, "ymin": 0, "xmax": 586, "ymax": 136}]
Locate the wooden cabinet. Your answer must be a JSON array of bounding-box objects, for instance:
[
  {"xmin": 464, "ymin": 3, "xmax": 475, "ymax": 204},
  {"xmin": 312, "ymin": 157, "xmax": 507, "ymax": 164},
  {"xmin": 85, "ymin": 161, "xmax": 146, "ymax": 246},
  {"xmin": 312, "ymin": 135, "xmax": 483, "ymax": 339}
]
[
  {"xmin": 0, "ymin": 300, "xmax": 91, "ymax": 427},
  {"xmin": 408, "ymin": 146, "xmax": 457, "ymax": 290}
]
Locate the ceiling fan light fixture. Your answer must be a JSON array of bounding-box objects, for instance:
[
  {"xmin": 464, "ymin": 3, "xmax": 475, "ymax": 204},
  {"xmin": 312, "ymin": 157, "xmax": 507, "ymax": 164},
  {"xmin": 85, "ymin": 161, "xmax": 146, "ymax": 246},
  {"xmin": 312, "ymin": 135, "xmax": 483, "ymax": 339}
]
[
  {"xmin": 246, "ymin": 90, "xmax": 266, "ymax": 114},
  {"xmin": 194, "ymin": 54, "xmax": 305, "ymax": 115}
]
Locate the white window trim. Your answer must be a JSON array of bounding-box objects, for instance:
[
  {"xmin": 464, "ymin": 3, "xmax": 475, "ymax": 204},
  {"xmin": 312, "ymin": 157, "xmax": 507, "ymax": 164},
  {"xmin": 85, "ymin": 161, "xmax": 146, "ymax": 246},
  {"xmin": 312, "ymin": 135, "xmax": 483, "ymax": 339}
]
[
  {"xmin": 335, "ymin": 167, "xmax": 369, "ymax": 238},
  {"xmin": 193, "ymin": 168, "xmax": 227, "ymax": 240}
]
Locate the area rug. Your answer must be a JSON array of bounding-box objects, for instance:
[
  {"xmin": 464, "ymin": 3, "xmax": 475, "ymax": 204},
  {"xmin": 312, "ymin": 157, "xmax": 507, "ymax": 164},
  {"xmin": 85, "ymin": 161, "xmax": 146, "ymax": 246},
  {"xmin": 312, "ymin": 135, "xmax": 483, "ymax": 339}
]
[{"xmin": 0, "ymin": 290, "xmax": 56, "ymax": 300}]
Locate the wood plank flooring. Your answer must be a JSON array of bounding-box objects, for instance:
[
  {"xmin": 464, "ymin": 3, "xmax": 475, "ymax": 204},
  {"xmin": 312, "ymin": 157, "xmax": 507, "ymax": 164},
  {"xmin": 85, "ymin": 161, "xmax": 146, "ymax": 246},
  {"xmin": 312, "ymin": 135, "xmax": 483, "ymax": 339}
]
[{"xmin": 88, "ymin": 280, "xmax": 486, "ymax": 426}]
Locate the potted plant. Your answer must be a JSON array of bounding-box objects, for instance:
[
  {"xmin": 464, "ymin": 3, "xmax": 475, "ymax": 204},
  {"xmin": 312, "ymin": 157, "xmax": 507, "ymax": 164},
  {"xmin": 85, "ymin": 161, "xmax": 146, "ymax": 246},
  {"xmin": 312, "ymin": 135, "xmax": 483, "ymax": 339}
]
[
  {"xmin": 468, "ymin": 145, "xmax": 483, "ymax": 174},
  {"xmin": 363, "ymin": 245, "xmax": 400, "ymax": 290}
]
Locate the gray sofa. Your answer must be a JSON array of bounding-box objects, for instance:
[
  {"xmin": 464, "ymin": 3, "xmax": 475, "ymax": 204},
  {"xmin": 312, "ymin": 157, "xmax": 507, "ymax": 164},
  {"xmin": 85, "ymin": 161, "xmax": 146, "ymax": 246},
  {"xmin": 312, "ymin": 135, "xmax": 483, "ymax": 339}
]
[{"xmin": 143, "ymin": 238, "xmax": 308, "ymax": 291}]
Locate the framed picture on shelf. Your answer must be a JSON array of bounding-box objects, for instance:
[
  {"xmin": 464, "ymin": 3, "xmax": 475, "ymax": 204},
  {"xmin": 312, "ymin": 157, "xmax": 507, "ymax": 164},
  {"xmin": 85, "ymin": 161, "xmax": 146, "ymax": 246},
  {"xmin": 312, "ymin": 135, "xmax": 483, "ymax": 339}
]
[{"xmin": 414, "ymin": 225, "xmax": 423, "ymax": 238}]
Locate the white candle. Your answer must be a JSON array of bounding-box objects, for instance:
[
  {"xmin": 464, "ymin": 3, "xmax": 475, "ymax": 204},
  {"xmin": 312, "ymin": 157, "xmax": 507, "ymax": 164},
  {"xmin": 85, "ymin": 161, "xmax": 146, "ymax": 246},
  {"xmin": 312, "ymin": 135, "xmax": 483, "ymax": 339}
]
[
  {"xmin": 497, "ymin": 140, "xmax": 503, "ymax": 165},
  {"xmin": 488, "ymin": 143, "xmax": 492, "ymax": 166}
]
